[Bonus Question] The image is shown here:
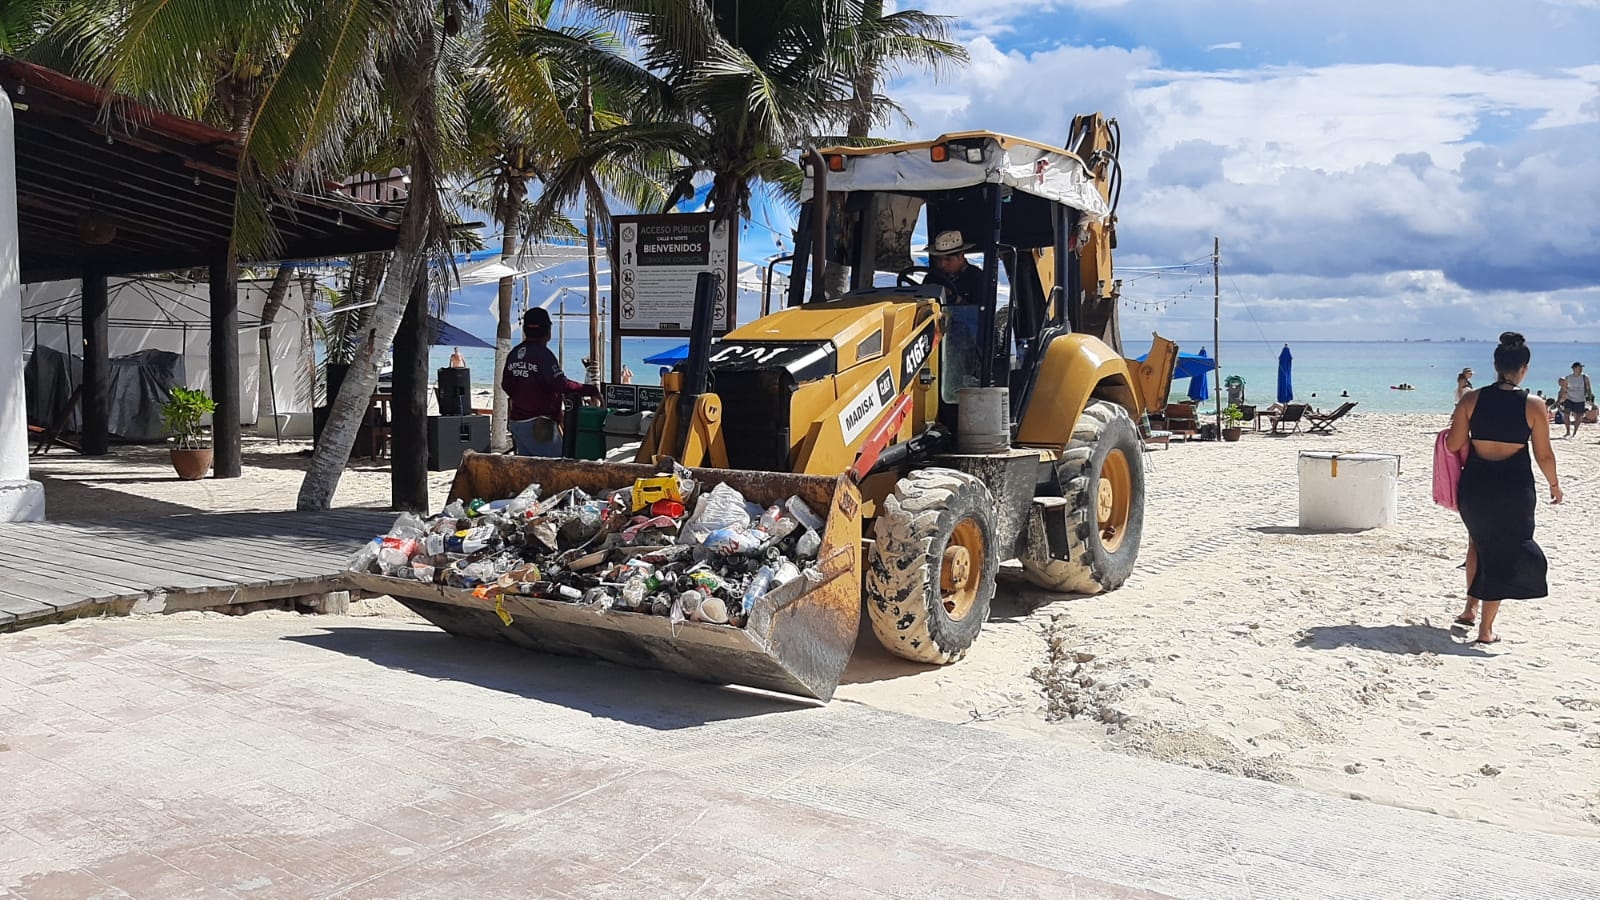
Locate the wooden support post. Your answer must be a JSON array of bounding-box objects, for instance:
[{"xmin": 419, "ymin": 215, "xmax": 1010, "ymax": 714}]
[
  {"xmin": 209, "ymin": 250, "xmax": 241, "ymax": 478},
  {"xmin": 390, "ymin": 271, "xmax": 429, "ymax": 512},
  {"xmin": 80, "ymin": 272, "xmax": 109, "ymax": 456}
]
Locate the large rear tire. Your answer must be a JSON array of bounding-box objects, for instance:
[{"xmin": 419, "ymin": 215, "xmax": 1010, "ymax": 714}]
[
  {"xmin": 1021, "ymin": 400, "xmax": 1145, "ymax": 594},
  {"xmin": 866, "ymin": 468, "xmax": 999, "ymax": 664}
]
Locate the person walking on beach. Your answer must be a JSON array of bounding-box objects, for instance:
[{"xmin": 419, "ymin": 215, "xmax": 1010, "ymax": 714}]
[
  {"xmin": 1557, "ymin": 362, "xmax": 1591, "ymax": 438},
  {"xmin": 448, "ymin": 347, "xmax": 467, "ymax": 368},
  {"xmin": 1455, "ymin": 368, "xmax": 1473, "ymax": 403},
  {"xmin": 1447, "ymin": 332, "xmax": 1561, "ymax": 645},
  {"xmin": 502, "ymin": 307, "xmax": 599, "ymax": 456}
]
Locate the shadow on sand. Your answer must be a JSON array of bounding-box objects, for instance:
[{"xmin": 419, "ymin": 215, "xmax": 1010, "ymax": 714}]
[
  {"xmin": 286, "ymin": 624, "xmax": 812, "ymax": 729},
  {"xmin": 1295, "ymin": 622, "xmax": 1493, "ymax": 658}
]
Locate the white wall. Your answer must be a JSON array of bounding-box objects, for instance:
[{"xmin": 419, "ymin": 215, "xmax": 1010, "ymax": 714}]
[
  {"xmin": 21, "ymin": 275, "xmax": 314, "ymax": 424},
  {"xmin": 0, "ymin": 92, "xmax": 45, "ymax": 521}
]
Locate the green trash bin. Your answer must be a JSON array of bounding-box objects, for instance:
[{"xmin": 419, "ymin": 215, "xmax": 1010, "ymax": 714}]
[{"xmin": 575, "ymin": 406, "xmax": 607, "ymax": 460}]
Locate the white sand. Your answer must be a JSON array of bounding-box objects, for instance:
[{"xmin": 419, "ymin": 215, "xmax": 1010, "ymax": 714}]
[
  {"xmin": 26, "ymin": 415, "xmax": 1600, "ymax": 837},
  {"xmin": 840, "ymin": 412, "xmax": 1600, "ymax": 838}
]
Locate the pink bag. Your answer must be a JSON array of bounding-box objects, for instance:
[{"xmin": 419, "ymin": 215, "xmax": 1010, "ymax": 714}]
[{"xmin": 1432, "ymin": 429, "xmax": 1467, "ymax": 510}]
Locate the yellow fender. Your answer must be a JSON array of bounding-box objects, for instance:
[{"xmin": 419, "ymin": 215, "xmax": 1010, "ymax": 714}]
[{"xmin": 1015, "ymin": 333, "xmax": 1140, "ymax": 447}]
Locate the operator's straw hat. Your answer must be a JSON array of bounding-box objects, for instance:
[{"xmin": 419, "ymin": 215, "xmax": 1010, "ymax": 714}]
[{"xmin": 924, "ymin": 230, "xmax": 975, "ymax": 257}]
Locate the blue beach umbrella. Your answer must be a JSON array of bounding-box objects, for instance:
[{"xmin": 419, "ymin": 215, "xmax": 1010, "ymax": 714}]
[
  {"xmin": 1135, "ymin": 350, "xmax": 1217, "ymax": 381},
  {"xmin": 643, "ymin": 344, "xmax": 690, "ymax": 366},
  {"xmin": 1277, "ymin": 344, "xmax": 1294, "ymax": 403},
  {"xmin": 425, "ymin": 316, "xmax": 494, "ymax": 350},
  {"xmin": 1187, "ymin": 347, "xmax": 1211, "ymax": 402}
]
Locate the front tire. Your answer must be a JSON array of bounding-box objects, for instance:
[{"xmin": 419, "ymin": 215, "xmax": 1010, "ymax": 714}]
[
  {"xmin": 1021, "ymin": 400, "xmax": 1145, "ymax": 594},
  {"xmin": 866, "ymin": 468, "xmax": 999, "ymax": 664}
]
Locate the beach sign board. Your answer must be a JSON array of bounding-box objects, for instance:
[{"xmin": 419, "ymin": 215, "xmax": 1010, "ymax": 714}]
[{"xmin": 611, "ymin": 213, "xmax": 737, "ymax": 336}]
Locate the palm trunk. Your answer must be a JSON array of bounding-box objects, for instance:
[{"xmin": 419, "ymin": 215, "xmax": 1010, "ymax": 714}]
[
  {"xmin": 581, "ymin": 75, "xmax": 602, "ymax": 380},
  {"xmin": 298, "ymin": 11, "xmax": 441, "ymax": 511},
  {"xmin": 586, "ymin": 204, "xmax": 601, "ymax": 380},
  {"xmin": 297, "ymin": 180, "xmax": 432, "ymax": 511},
  {"xmin": 491, "ymin": 180, "xmax": 521, "ymax": 450},
  {"xmin": 828, "ymin": 10, "xmax": 881, "ymax": 298},
  {"xmin": 255, "ymin": 263, "xmax": 295, "ymax": 426}
]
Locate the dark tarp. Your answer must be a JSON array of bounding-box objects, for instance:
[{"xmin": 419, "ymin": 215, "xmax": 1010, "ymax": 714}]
[{"xmin": 24, "ymin": 346, "xmax": 184, "ymax": 442}]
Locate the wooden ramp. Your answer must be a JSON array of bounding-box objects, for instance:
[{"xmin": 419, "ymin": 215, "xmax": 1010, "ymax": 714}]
[{"xmin": 0, "ymin": 508, "xmax": 397, "ymax": 631}]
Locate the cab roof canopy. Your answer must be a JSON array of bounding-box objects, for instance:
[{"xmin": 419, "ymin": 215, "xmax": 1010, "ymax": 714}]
[{"xmin": 806, "ymin": 131, "xmax": 1111, "ymax": 221}]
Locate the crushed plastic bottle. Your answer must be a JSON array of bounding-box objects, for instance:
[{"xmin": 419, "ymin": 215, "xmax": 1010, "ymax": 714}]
[
  {"xmin": 704, "ymin": 526, "xmax": 767, "ymax": 557},
  {"xmin": 758, "ymin": 506, "xmax": 799, "ymax": 542},
  {"xmin": 388, "ymin": 512, "xmax": 427, "ymax": 540},
  {"xmin": 785, "ymin": 496, "xmax": 825, "ymax": 532},
  {"xmin": 504, "ymin": 483, "xmax": 543, "ymax": 518},
  {"xmin": 348, "ymin": 537, "xmax": 381, "ymax": 572},
  {"xmin": 741, "ymin": 565, "xmax": 775, "ymax": 612},
  {"xmin": 619, "ymin": 577, "xmax": 648, "ymax": 611},
  {"xmin": 377, "ymin": 536, "xmax": 419, "ymax": 571},
  {"xmin": 795, "ymin": 528, "xmax": 822, "ymax": 560}
]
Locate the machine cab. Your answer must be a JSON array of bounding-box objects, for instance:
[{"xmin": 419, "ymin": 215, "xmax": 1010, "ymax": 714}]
[{"xmin": 783, "ymin": 125, "xmax": 1123, "ymax": 427}]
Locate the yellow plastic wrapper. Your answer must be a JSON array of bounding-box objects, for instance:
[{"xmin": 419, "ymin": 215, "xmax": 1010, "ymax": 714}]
[{"xmin": 630, "ymin": 475, "xmax": 682, "ymax": 512}]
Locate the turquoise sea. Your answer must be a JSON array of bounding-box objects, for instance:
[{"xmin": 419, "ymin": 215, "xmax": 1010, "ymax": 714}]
[{"xmin": 431, "ymin": 339, "xmax": 1600, "ymax": 416}]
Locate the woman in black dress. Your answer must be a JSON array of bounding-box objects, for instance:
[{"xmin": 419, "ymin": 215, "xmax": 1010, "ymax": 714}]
[{"xmin": 1446, "ymin": 333, "xmax": 1562, "ymax": 644}]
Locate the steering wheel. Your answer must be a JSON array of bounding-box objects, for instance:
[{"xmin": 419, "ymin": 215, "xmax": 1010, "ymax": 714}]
[{"xmin": 897, "ymin": 265, "xmax": 958, "ymax": 294}]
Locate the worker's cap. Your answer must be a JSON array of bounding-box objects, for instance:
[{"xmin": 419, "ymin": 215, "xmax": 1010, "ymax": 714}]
[
  {"xmin": 1573, "ymin": 361, "xmax": 1584, "ymax": 369},
  {"xmin": 523, "ymin": 307, "xmax": 552, "ymax": 329},
  {"xmin": 924, "ymin": 229, "xmax": 976, "ymax": 257}
]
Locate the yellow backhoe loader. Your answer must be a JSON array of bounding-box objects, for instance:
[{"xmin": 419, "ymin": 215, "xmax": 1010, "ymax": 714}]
[{"xmin": 350, "ymin": 115, "xmax": 1179, "ymax": 701}]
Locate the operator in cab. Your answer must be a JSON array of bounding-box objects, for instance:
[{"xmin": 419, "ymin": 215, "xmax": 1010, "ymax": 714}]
[
  {"xmin": 502, "ymin": 307, "xmax": 599, "ymax": 456},
  {"xmin": 925, "ymin": 229, "xmax": 985, "ymax": 305}
]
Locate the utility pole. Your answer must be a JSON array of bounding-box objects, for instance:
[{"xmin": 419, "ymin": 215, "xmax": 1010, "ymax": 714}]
[{"xmin": 1212, "ymin": 235, "xmax": 1222, "ymax": 431}]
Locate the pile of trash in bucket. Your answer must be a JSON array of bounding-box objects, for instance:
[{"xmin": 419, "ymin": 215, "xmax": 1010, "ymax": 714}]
[{"xmin": 349, "ymin": 467, "xmax": 824, "ymax": 629}]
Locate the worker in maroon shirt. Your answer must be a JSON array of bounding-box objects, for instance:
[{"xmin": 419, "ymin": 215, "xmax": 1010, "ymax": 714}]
[{"xmin": 501, "ymin": 307, "xmax": 598, "ymax": 456}]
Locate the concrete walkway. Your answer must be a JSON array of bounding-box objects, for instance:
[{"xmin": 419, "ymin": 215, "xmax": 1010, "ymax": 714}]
[{"xmin": 3, "ymin": 614, "xmax": 1597, "ymax": 899}]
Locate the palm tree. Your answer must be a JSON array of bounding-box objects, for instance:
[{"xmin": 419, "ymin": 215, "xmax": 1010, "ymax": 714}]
[
  {"xmin": 498, "ymin": 12, "xmax": 672, "ymax": 381},
  {"xmin": 527, "ymin": 0, "xmax": 967, "ymax": 320},
  {"xmin": 841, "ymin": 0, "xmax": 964, "ymax": 140},
  {"xmin": 530, "ymin": 1, "xmax": 964, "ymax": 248},
  {"xmin": 32, "ymin": 2, "xmax": 312, "ymax": 462},
  {"xmin": 100, "ymin": 0, "xmax": 472, "ymax": 511}
]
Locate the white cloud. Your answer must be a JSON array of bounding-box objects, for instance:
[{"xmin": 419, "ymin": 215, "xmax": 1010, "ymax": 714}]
[
  {"xmin": 1205, "ymin": 42, "xmax": 1243, "ymax": 51},
  {"xmin": 877, "ymin": 41, "xmax": 1600, "ymax": 339}
]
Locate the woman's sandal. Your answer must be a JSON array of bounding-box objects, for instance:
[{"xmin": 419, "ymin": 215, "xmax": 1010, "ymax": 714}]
[
  {"xmin": 1474, "ymin": 636, "xmax": 1501, "ymax": 645},
  {"xmin": 1453, "ymin": 616, "xmax": 1476, "ymax": 627}
]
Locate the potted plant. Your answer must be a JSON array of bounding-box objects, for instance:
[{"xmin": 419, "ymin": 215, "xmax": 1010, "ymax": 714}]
[
  {"xmin": 1222, "ymin": 404, "xmax": 1244, "ymax": 442},
  {"xmin": 162, "ymin": 386, "xmax": 216, "ymax": 480}
]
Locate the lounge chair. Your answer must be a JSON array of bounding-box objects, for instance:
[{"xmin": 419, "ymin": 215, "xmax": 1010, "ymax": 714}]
[
  {"xmin": 1305, "ymin": 401, "xmax": 1357, "ymax": 434},
  {"xmin": 1266, "ymin": 402, "xmax": 1309, "ymax": 435},
  {"xmin": 1162, "ymin": 402, "xmax": 1200, "ymax": 441}
]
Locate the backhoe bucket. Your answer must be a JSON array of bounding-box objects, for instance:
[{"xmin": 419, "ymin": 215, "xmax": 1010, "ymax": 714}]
[{"xmin": 346, "ymin": 453, "xmax": 862, "ymax": 702}]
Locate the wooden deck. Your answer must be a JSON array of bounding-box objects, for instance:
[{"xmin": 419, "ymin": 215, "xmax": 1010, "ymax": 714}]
[{"xmin": 0, "ymin": 508, "xmax": 397, "ymax": 631}]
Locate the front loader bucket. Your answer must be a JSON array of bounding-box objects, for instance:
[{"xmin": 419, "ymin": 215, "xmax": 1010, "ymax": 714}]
[{"xmin": 348, "ymin": 453, "xmax": 862, "ymax": 701}]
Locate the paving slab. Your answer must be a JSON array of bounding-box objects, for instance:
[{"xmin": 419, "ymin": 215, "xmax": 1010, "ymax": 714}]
[{"xmin": 2, "ymin": 614, "xmax": 1597, "ymax": 899}]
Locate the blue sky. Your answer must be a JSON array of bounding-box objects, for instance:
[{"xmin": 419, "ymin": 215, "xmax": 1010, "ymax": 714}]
[
  {"xmin": 446, "ymin": 0, "xmax": 1600, "ymax": 347},
  {"xmin": 895, "ymin": 0, "xmax": 1600, "ymax": 342}
]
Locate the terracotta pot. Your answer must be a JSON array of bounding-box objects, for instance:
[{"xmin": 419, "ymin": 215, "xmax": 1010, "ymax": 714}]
[
  {"xmin": 1222, "ymin": 426, "xmax": 1242, "ymax": 443},
  {"xmin": 170, "ymin": 447, "xmax": 213, "ymax": 480}
]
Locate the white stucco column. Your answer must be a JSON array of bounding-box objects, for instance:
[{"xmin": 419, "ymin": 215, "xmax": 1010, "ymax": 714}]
[{"xmin": 0, "ymin": 91, "xmax": 45, "ymax": 521}]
